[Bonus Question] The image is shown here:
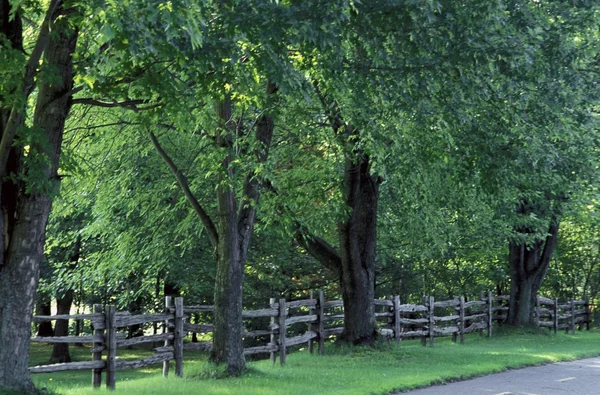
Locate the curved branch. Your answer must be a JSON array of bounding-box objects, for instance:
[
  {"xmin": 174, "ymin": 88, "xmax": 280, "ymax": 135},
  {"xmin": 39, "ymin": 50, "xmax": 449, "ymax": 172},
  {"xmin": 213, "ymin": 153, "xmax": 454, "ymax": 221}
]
[
  {"xmin": 295, "ymin": 223, "xmax": 342, "ymax": 277},
  {"xmin": 149, "ymin": 131, "xmax": 219, "ymax": 248}
]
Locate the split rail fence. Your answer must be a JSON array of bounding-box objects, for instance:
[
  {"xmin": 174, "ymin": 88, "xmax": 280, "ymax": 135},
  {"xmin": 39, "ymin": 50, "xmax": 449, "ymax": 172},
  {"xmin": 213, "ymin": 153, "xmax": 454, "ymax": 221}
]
[{"xmin": 30, "ymin": 293, "xmax": 591, "ymax": 390}]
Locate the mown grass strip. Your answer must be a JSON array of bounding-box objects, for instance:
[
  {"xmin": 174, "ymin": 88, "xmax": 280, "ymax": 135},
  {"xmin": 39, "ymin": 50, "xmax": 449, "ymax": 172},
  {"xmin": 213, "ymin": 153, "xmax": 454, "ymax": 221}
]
[{"xmin": 31, "ymin": 328, "xmax": 600, "ymax": 395}]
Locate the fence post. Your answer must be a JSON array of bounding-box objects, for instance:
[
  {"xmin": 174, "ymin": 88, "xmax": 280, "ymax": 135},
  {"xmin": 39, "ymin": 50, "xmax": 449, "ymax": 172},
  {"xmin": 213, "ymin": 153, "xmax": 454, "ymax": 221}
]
[
  {"xmin": 105, "ymin": 305, "xmax": 116, "ymax": 391},
  {"xmin": 421, "ymin": 296, "xmax": 427, "ymax": 347},
  {"xmin": 269, "ymin": 297, "xmax": 277, "ymax": 364},
  {"xmin": 174, "ymin": 297, "xmax": 184, "ymax": 377},
  {"xmin": 428, "ymin": 296, "xmax": 435, "ymax": 347},
  {"xmin": 487, "ymin": 291, "xmax": 493, "ymax": 338},
  {"xmin": 585, "ymin": 299, "xmax": 591, "ymax": 331},
  {"xmin": 479, "ymin": 292, "xmax": 484, "ymax": 337},
  {"xmin": 318, "ymin": 291, "xmax": 325, "ymax": 355},
  {"xmin": 279, "ymin": 298, "xmax": 287, "ymax": 366},
  {"xmin": 163, "ymin": 296, "xmax": 173, "ymax": 377},
  {"xmin": 535, "ymin": 295, "xmax": 540, "ymax": 328},
  {"xmin": 394, "ymin": 296, "xmax": 401, "ymax": 344},
  {"xmin": 459, "ymin": 296, "xmax": 465, "ymax": 344},
  {"xmin": 570, "ymin": 299, "xmax": 576, "ymax": 335},
  {"xmin": 553, "ymin": 298, "xmax": 558, "ymax": 335},
  {"xmin": 308, "ymin": 291, "xmax": 315, "ymax": 353},
  {"xmin": 92, "ymin": 304, "xmax": 104, "ymax": 388}
]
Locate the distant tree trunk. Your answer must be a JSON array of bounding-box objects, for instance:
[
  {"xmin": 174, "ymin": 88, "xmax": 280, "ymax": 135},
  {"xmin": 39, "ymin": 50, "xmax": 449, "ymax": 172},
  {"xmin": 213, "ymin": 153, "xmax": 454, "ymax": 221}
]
[
  {"xmin": 35, "ymin": 299, "xmax": 54, "ymax": 337},
  {"xmin": 50, "ymin": 235, "xmax": 81, "ymax": 363},
  {"xmin": 0, "ymin": 3, "xmax": 77, "ymax": 391},
  {"xmin": 507, "ymin": 219, "xmax": 559, "ymax": 326},
  {"xmin": 50, "ymin": 289, "xmax": 74, "ymax": 363}
]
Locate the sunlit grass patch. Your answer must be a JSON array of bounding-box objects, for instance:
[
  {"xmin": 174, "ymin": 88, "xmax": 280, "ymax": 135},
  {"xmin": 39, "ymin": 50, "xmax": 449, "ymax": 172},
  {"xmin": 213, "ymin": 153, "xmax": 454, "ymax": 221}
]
[{"xmin": 31, "ymin": 328, "xmax": 600, "ymax": 395}]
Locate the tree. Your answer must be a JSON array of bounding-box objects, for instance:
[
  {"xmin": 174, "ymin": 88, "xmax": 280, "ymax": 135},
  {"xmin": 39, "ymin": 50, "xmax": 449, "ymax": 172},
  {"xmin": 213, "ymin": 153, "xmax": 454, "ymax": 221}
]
[{"xmin": 0, "ymin": 0, "xmax": 78, "ymax": 391}]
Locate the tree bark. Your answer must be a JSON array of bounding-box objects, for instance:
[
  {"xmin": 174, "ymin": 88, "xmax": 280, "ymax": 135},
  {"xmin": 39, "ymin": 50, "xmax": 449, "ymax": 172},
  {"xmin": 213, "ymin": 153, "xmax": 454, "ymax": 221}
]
[
  {"xmin": 0, "ymin": 5, "xmax": 77, "ymax": 391},
  {"xmin": 35, "ymin": 299, "xmax": 54, "ymax": 337},
  {"xmin": 337, "ymin": 154, "xmax": 379, "ymax": 343},
  {"xmin": 507, "ymin": 220, "xmax": 560, "ymax": 326}
]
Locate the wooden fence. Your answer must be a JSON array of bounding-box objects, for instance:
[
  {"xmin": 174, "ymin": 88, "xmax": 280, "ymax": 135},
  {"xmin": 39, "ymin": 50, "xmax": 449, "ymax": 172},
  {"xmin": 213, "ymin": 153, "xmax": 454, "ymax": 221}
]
[{"xmin": 29, "ymin": 292, "xmax": 591, "ymax": 390}]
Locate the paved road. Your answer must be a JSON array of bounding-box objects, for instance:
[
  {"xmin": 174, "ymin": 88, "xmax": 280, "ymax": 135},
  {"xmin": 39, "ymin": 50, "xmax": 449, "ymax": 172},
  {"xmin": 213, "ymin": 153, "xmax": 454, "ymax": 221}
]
[{"xmin": 398, "ymin": 356, "xmax": 600, "ymax": 395}]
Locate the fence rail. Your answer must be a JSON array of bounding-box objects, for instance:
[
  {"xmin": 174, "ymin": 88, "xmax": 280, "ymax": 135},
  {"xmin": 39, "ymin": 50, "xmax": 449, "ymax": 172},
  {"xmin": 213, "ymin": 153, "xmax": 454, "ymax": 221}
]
[{"xmin": 29, "ymin": 292, "xmax": 591, "ymax": 390}]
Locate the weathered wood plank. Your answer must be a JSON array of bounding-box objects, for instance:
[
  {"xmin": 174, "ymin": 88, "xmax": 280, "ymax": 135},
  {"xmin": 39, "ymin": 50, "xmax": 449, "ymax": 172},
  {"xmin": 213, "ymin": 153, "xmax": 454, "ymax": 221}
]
[
  {"xmin": 375, "ymin": 312, "xmax": 393, "ymax": 318},
  {"xmin": 538, "ymin": 321, "xmax": 554, "ymax": 327},
  {"xmin": 379, "ymin": 328, "xmax": 394, "ymax": 337},
  {"xmin": 434, "ymin": 326, "xmax": 459, "ymax": 335},
  {"xmin": 243, "ymin": 308, "xmax": 278, "ymax": 318},
  {"xmin": 399, "ymin": 318, "xmax": 428, "ymax": 326},
  {"xmin": 492, "ymin": 306, "xmax": 509, "ymax": 312},
  {"xmin": 116, "ymin": 353, "xmax": 174, "ymax": 370},
  {"xmin": 286, "ymin": 299, "xmax": 317, "ymax": 309},
  {"xmin": 495, "ymin": 295, "xmax": 510, "ymax": 301},
  {"xmin": 31, "ymin": 335, "xmax": 104, "ymax": 344},
  {"xmin": 537, "ymin": 296, "xmax": 554, "ymax": 305},
  {"xmin": 398, "ymin": 330, "xmax": 429, "ymax": 338},
  {"xmin": 245, "ymin": 343, "xmax": 278, "ymax": 355},
  {"xmin": 398, "ymin": 304, "xmax": 428, "ymax": 312},
  {"xmin": 32, "ymin": 313, "xmax": 104, "ymax": 323},
  {"xmin": 434, "ymin": 315, "xmax": 459, "ymax": 322},
  {"xmin": 115, "ymin": 313, "xmax": 173, "ymax": 328},
  {"xmin": 183, "ymin": 322, "xmax": 214, "ymax": 334},
  {"xmin": 29, "ymin": 360, "xmax": 105, "ymax": 374},
  {"xmin": 117, "ymin": 333, "xmax": 173, "ymax": 348},
  {"xmin": 285, "ymin": 314, "xmax": 317, "ymax": 327},
  {"xmin": 434, "ymin": 299, "xmax": 459, "ymax": 308},
  {"xmin": 374, "ymin": 299, "xmax": 393, "ymax": 307},
  {"xmin": 183, "ymin": 305, "xmax": 214, "ymax": 313},
  {"xmin": 285, "ymin": 331, "xmax": 317, "ymax": 347}
]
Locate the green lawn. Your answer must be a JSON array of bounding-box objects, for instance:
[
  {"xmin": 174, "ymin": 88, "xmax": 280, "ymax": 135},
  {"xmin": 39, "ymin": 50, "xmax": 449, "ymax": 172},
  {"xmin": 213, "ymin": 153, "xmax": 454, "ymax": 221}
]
[{"xmin": 31, "ymin": 328, "xmax": 600, "ymax": 395}]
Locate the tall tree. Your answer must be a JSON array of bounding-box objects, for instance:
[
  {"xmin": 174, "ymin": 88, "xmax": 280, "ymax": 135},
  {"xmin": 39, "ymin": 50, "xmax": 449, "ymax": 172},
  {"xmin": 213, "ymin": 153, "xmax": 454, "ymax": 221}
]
[{"xmin": 0, "ymin": 1, "xmax": 78, "ymax": 391}]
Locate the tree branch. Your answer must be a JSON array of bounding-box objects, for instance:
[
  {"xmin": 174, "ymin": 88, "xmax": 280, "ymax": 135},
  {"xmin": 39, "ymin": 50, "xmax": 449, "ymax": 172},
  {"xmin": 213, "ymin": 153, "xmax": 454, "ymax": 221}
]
[
  {"xmin": 71, "ymin": 98, "xmax": 161, "ymax": 111},
  {"xmin": 237, "ymin": 82, "xmax": 277, "ymax": 244},
  {"xmin": 295, "ymin": 223, "xmax": 342, "ymax": 277},
  {"xmin": 0, "ymin": 0, "xmax": 63, "ymax": 180},
  {"xmin": 149, "ymin": 131, "xmax": 219, "ymax": 248}
]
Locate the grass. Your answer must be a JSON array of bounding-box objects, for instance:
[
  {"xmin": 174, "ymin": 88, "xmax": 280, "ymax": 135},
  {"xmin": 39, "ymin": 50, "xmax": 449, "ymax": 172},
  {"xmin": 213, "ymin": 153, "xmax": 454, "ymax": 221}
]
[{"xmin": 30, "ymin": 327, "xmax": 600, "ymax": 395}]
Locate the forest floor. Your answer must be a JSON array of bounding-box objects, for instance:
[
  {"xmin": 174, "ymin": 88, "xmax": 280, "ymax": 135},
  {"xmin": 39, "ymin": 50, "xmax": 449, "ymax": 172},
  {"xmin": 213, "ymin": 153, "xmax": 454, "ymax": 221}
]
[{"xmin": 29, "ymin": 327, "xmax": 600, "ymax": 395}]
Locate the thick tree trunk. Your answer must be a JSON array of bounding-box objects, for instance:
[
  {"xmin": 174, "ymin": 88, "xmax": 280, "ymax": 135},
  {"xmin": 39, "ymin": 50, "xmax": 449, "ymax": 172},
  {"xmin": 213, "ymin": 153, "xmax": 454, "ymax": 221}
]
[
  {"xmin": 0, "ymin": 8, "xmax": 77, "ymax": 391},
  {"xmin": 507, "ymin": 221, "xmax": 559, "ymax": 326},
  {"xmin": 338, "ymin": 155, "xmax": 379, "ymax": 344},
  {"xmin": 210, "ymin": 97, "xmax": 246, "ymax": 374}
]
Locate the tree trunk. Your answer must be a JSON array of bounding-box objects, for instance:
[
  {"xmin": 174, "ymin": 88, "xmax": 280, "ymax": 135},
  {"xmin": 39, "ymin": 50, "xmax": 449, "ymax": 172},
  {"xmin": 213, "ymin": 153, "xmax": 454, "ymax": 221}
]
[
  {"xmin": 507, "ymin": 221, "xmax": 559, "ymax": 326},
  {"xmin": 51, "ymin": 233, "xmax": 80, "ymax": 362},
  {"xmin": 338, "ymin": 155, "xmax": 379, "ymax": 344},
  {"xmin": 209, "ymin": 97, "xmax": 246, "ymax": 375},
  {"xmin": 35, "ymin": 298, "xmax": 54, "ymax": 337},
  {"xmin": 50, "ymin": 289, "xmax": 74, "ymax": 363},
  {"xmin": 0, "ymin": 6, "xmax": 77, "ymax": 391}
]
